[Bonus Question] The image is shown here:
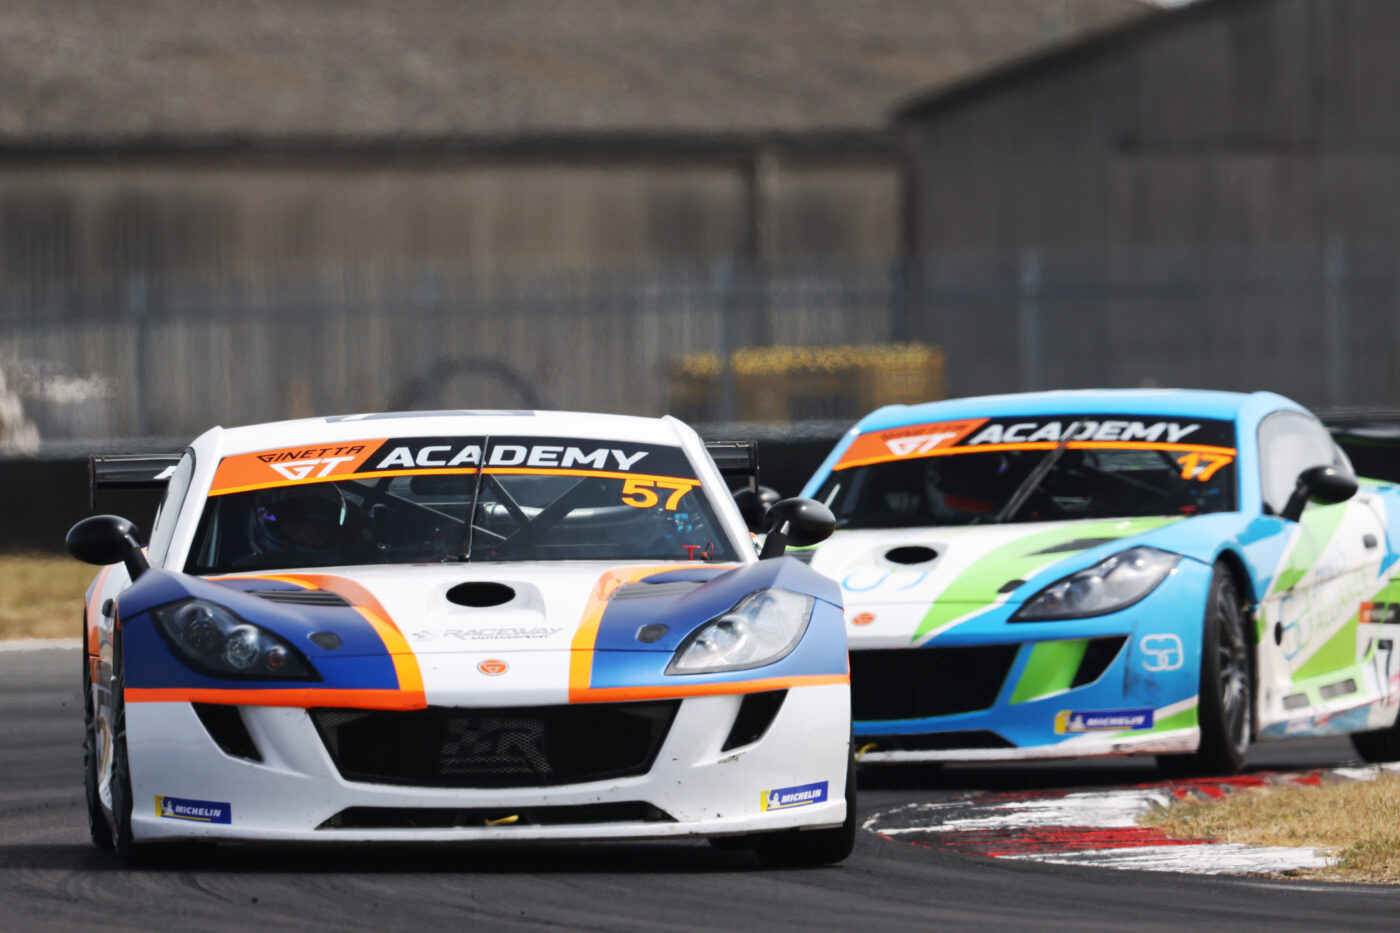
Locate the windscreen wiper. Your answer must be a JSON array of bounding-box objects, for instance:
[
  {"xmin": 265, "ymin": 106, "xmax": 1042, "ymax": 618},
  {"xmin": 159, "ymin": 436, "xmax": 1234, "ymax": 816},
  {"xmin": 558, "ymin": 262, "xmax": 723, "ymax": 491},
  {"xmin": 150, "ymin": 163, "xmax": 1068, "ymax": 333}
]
[{"xmin": 993, "ymin": 422, "xmax": 1080, "ymax": 523}]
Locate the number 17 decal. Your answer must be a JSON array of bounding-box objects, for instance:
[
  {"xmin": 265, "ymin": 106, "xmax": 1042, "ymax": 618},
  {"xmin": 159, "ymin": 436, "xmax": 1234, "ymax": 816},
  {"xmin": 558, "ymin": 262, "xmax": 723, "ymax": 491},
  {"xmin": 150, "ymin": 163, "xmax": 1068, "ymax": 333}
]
[{"xmin": 1176, "ymin": 451, "xmax": 1233, "ymax": 481}]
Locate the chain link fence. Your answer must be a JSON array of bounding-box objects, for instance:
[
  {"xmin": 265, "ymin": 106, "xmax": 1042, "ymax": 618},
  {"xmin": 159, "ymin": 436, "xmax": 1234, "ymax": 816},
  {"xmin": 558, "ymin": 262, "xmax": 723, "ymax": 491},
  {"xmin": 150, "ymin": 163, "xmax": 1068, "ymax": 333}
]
[{"xmin": 3, "ymin": 240, "xmax": 1399, "ymax": 454}]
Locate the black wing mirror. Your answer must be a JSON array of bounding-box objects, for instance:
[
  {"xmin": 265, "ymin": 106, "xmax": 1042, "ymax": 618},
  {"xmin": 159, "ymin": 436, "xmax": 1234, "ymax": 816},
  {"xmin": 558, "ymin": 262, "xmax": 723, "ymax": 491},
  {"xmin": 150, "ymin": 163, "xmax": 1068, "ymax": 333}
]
[
  {"xmin": 759, "ymin": 498, "xmax": 836, "ymax": 560},
  {"xmin": 66, "ymin": 514, "xmax": 149, "ymax": 580},
  {"xmin": 733, "ymin": 485, "xmax": 781, "ymax": 534},
  {"xmin": 1280, "ymin": 465, "xmax": 1358, "ymax": 522}
]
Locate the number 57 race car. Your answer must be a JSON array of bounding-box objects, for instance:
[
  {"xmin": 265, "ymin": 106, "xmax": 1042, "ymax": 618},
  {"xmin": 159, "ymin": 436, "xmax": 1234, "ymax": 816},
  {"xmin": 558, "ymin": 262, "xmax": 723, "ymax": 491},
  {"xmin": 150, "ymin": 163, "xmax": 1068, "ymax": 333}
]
[
  {"xmin": 69, "ymin": 410, "xmax": 851, "ymax": 865},
  {"xmin": 799, "ymin": 389, "xmax": 1400, "ymax": 774}
]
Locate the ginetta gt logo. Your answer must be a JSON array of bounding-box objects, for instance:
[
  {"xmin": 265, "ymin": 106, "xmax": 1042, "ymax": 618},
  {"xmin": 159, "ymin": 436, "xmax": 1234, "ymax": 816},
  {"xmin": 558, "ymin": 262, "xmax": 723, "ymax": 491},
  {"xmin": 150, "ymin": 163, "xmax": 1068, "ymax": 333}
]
[
  {"xmin": 477, "ymin": 659, "xmax": 509, "ymax": 676},
  {"xmin": 884, "ymin": 432, "xmax": 960, "ymax": 456}
]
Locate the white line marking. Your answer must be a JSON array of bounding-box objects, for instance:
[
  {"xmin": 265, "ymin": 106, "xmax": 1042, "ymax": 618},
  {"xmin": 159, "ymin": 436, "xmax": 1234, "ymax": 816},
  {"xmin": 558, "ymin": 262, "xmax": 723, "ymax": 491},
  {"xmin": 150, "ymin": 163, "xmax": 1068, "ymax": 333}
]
[
  {"xmin": 1003, "ymin": 844, "xmax": 1334, "ymax": 874},
  {"xmin": 0, "ymin": 638, "xmax": 82, "ymax": 652}
]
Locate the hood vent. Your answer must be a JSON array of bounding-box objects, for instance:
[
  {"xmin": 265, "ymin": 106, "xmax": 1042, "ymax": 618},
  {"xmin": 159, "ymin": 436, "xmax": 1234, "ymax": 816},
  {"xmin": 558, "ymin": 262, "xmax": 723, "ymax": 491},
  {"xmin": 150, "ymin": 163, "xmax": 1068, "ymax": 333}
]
[
  {"xmin": 446, "ymin": 582, "xmax": 516, "ymax": 608},
  {"xmin": 610, "ymin": 580, "xmax": 703, "ymax": 601},
  {"xmin": 885, "ymin": 545, "xmax": 938, "ymax": 565},
  {"xmin": 249, "ymin": 589, "xmax": 349, "ymax": 607},
  {"xmin": 1033, "ymin": 537, "xmax": 1118, "ymax": 556}
]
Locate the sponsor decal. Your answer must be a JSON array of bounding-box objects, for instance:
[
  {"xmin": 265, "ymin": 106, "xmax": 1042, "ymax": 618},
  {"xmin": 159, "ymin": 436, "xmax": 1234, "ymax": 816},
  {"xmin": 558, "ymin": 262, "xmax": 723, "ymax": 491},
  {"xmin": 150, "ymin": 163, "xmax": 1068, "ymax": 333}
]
[
  {"xmin": 760, "ymin": 781, "xmax": 829, "ymax": 811},
  {"xmin": 412, "ymin": 628, "xmax": 562, "ymax": 641},
  {"xmin": 156, "ymin": 795, "xmax": 232, "ymax": 824},
  {"xmin": 1360, "ymin": 601, "xmax": 1400, "ymax": 625},
  {"xmin": 1140, "ymin": 633, "xmax": 1184, "ymax": 672},
  {"xmin": 1055, "ymin": 708, "xmax": 1155, "ymax": 734},
  {"xmin": 850, "ymin": 612, "xmax": 876, "ymax": 627},
  {"xmin": 211, "ymin": 436, "xmax": 698, "ymax": 496},
  {"xmin": 477, "ymin": 658, "xmax": 509, "ymax": 676},
  {"xmin": 833, "ymin": 414, "xmax": 1236, "ymax": 472}
]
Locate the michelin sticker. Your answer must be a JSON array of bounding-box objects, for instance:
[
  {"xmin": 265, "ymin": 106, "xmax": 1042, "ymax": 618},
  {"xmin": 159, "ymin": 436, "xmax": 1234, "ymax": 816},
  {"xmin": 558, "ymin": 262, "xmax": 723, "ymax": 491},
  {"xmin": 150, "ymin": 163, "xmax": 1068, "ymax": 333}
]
[
  {"xmin": 1054, "ymin": 708, "xmax": 1154, "ymax": 734},
  {"xmin": 156, "ymin": 795, "xmax": 232, "ymax": 824},
  {"xmin": 760, "ymin": 781, "xmax": 829, "ymax": 811}
]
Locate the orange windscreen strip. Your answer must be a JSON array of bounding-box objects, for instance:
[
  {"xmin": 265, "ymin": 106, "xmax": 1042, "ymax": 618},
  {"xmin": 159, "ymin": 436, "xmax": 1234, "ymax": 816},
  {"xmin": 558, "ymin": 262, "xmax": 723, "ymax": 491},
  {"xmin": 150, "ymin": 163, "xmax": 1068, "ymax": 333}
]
[
  {"xmin": 568, "ymin": 565, "xmax": 678, "ymax": 702},
  {"xmin": 481, "ymin": 468, "xmax": 700, "ymax": 484},
  {"xmin": 85, "ymin": 564, "xmax": 113, "ymax": 656},
  {"xmin": 208, "ymin": 467, "xmax": 480, "ymax": 497},
  {"xmin": 125, "ymin": 687, "xmax": 426, "ymax": 710},
  {"xmin": 833, "ymin": 440, "xmax": 1237, "ymax": 471},
  {"xmin": 221, "ymin": 571, "xmax": 426, "ymax": 704}
]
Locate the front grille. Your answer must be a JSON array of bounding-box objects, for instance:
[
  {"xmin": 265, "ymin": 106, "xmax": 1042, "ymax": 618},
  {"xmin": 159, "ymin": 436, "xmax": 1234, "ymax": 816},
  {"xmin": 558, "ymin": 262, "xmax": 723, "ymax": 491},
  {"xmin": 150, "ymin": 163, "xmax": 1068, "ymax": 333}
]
[
  {"xmin": 857, "ymin": 730, "xmax": 1014, "ymax": 751},
  {"xmin": 317, "ymin": 802, "xmax": 675, "ymax": 830},
  {"xmin": 310, "ymin": 702, "xmax": 679, "ymax": 788},
  {"xmin": 850, "ymin": 645, "xmax": 1019, "ymax": 721}
]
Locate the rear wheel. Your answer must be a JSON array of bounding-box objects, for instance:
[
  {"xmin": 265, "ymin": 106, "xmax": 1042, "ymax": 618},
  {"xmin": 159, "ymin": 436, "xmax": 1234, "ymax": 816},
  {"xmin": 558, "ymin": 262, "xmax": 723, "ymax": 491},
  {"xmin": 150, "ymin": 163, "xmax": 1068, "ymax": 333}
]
[
  {"xmin": 1158, "ymin": 565, "xmax": 1252, "ymax": 778},
  {"xmin": 750, "ymin": 738, "xmax": 857, "ymax": 868},
  {"xmin": 1350, "ymin": 719, "xmax": 1400, "ymax": 763}
]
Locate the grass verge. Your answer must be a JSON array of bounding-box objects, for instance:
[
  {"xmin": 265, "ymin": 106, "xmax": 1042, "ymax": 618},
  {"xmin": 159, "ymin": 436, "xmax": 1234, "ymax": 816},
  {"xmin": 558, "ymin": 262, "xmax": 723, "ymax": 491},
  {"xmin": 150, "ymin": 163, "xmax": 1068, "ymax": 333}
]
[
  {"xmin": 0, "ymin": 554, "xmax": 93, "ymax": 639},
  {"xmin": 1141, "ymin": 772, "xmax": 1400, "ymax": 884}
]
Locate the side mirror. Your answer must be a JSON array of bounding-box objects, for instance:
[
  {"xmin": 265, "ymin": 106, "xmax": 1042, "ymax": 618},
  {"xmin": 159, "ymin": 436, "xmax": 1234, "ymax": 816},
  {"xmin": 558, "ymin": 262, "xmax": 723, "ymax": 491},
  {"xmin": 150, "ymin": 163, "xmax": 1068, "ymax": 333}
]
[
  {"xmin": 66, "ymin": 514, "xmax": 149, "ymax": 580},
  {"xmin": 733, "ymin": 485, "xmax": 781, "ymax": 534},
  {"xmin": 1280, "ymin": 465, "xmax": 1358, "ymax": 522},
  {"xmin": 759, "ymin": 498, "xmax": 836, "ymax": 560}
]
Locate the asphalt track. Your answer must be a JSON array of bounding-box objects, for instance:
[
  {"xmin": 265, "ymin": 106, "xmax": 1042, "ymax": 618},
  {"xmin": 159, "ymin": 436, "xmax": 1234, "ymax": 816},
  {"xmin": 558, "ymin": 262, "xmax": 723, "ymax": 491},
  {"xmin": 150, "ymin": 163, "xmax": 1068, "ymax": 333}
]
[{"xmin": 4, "ymin": 646, "xmax": 1399, "ymax": 932}]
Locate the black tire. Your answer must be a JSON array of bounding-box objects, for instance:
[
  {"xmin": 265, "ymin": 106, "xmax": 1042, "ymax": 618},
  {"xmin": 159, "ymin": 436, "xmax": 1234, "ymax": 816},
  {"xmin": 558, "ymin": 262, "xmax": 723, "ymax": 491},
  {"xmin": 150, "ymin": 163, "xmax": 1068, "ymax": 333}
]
[
  {"xmin": 751, "ymin": 738, "xmax": 857, "ymax": 868},
  {"xmin": 109, "ymin": 631, "xmax": 138, "ymax": 861},
  {"xmin": 1350, "ymin": 719, "xmax": 1400, "ymax": 763},
  {"xmin": 82, "ymin": 648, "xmax": 114, "ymax": 850},
  {"xmin": 1158, "ymin": 565, "xmax": 1252, "ymax": 778}
]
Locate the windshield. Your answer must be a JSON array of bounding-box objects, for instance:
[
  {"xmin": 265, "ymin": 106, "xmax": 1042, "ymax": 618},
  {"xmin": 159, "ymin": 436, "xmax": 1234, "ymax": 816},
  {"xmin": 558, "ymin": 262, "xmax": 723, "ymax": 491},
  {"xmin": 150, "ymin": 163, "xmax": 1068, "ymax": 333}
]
[
  {"xmin": 185, "ymin": 435, "xmax": 740, "ymax": 573},
  {"xmin": 815, "ymin": 414, "xmax": 1238, "ymax": 528}
]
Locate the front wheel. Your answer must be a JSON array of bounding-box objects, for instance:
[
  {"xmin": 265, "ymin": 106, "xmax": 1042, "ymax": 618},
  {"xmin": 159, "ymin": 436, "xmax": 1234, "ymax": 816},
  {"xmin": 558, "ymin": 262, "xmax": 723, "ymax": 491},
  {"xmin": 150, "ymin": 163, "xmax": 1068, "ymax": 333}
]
[
  {"xmin": 82, "ymin": 648, "xmax": 113, "ymax": 850},
  {"xmin": 750, "ymin": 738, "xmax": 857, "ymax": 868},
  {"xmin": 1158, "ymin": 565, "xmax": 1252, "ymax": 778},
  {"xmin": 109, "ymin": 631, "xmax": 138, "ymax": 861}
]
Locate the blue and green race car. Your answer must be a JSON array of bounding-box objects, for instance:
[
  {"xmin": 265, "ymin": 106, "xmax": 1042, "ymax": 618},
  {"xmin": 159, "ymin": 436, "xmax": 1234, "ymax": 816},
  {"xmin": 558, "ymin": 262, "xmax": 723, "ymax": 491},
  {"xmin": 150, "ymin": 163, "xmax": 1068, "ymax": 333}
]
[{"xmin": 799, "ymin": 389, "xmax": 1400, "ymax": 774}]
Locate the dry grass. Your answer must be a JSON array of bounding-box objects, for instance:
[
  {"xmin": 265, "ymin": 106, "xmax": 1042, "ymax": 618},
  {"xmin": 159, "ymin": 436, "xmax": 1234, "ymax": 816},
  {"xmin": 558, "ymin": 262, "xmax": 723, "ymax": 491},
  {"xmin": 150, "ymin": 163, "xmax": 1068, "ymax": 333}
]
[
  {"xmin": 0, "ymin": 554, "xmax": 95, "ymax": 640},
  {"xmin": 1142, "ymin": 773, "xmax": 1400, "ymax": 884}
]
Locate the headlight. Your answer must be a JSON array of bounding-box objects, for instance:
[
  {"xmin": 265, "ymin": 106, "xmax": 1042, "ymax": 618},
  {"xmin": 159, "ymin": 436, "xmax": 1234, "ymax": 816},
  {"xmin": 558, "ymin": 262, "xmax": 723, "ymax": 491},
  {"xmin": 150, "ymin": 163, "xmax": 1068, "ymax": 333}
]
[
  {"xmin": 1012, "ymin": 546, "xmax": 1180, "ymax": 621},
  {"xmin": 151, "ymin": 599, "xmax": 318, "ymax": 680},
  {"xmin": 666, "ymin": 588, "xmax": 814, "ymax": 674}
]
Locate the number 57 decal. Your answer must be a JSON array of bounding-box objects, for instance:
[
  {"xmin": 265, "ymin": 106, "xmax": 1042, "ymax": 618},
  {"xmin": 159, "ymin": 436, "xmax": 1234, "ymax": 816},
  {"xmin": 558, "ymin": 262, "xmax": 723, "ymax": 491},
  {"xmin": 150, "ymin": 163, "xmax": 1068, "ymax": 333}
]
[{"xmin": 621, "ymin": 477, "xmax": 697, "ymax": 510}]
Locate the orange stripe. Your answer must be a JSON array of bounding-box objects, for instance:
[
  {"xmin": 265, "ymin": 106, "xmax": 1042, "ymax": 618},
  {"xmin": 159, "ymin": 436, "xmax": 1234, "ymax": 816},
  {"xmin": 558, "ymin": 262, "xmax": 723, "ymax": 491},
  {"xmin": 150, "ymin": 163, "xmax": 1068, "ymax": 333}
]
[
  {"xmin": 85, "ymin": 565, "xmax": 113, "ymax": 657},
  {"xmin": 214, "ymin": 571, "xmax": 426, "ymax": 708},
  {"xmin": 833, "ymin": 440, "xmax": 1237, "ymax": 471},
  {"xmin": 125, "ymin": 687, "xmax": 426, "ymax": 710},
  {"xmin": 573, "ymin": 673, "xmax": 849, "ymax": 704},
  {"xmin": 208, "ymin": 467, "xmax": 479, "ymax": 497},
  {"xmin": 568, "ymin": 565, "xmax": 682, "ymax": 702}
]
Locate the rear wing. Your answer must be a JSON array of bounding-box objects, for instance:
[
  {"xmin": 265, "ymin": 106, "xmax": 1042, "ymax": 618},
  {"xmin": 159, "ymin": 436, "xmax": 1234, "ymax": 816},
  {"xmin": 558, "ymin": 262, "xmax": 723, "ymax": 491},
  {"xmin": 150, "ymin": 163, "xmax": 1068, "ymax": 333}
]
[
  {"xmin": 89, "ymin": 454, "xmax": 181, "ymax": 509},
  {"xmin": 703, "ymin": 440, "xmax": 759, "ymax": 493}
]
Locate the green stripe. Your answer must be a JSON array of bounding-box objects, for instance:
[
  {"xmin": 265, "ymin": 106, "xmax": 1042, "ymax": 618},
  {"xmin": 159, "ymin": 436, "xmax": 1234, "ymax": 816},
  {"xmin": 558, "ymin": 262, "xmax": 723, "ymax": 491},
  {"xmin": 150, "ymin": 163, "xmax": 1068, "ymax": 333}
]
[
  {"xmin": 1116, "ymin": 701, "xmax": 1197, "ymax": 738},
  {"xmin": 911, "ymin": 517, "xmax": 1180, "ymax": 642},
  {"xmin": 1009, "ymin": 640, "xmax": 1088, "ymax": 705},
  {"xmin": 1271, "ymin": 501, "xmax": 1350, "ymax": 594},
  {"xmin": 1291, "ymin": 615, "xmax": 1358, "ymax": 680}
]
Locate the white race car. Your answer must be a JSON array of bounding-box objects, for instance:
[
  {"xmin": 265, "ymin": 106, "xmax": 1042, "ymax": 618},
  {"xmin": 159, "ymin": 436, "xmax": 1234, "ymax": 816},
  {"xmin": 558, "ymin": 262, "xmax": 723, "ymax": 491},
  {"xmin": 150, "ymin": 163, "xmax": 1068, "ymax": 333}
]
[{"xmin": 69, "ymin": 410, "xmax": 851, "ymax": 865}]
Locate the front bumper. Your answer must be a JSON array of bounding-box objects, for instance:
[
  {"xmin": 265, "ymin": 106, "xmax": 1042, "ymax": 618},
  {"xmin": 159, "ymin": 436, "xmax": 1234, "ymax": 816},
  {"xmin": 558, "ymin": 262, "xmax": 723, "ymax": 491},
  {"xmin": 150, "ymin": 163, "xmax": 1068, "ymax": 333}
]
[
  {"xmin": 850, "ymin": 559, "xmax": 1210, "ymax": 763},
  {"xmin": 126, "ymin": 683, "xmax": 850, "ymax": 843}
]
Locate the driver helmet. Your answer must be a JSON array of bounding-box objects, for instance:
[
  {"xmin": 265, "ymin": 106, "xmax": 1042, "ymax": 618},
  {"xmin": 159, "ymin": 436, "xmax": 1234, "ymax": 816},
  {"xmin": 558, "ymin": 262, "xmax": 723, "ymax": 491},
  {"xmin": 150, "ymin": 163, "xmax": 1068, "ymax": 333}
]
[
  {"xmin": 923, "ymin": 453, "xmax": 1010, "ymax": 516},
  {"xmin": 248, "ymin": 483, "xmax": 349, "ymax": 554}
]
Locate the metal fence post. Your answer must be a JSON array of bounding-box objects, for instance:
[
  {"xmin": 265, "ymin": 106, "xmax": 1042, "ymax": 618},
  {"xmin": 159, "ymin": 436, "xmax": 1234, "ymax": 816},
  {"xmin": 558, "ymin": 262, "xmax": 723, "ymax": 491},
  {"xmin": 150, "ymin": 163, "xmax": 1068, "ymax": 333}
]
[{"xmin": 1019, "ymin": 247, "xmax": 1043, "ymax": 391}]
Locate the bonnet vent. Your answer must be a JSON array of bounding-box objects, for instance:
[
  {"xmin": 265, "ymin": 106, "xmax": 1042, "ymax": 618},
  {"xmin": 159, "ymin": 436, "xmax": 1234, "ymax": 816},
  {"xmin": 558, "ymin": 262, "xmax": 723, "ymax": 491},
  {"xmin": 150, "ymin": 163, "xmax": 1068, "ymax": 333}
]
[{"xmin": 446, "ymin": 582, "xmax": 516, "ymax": 608}]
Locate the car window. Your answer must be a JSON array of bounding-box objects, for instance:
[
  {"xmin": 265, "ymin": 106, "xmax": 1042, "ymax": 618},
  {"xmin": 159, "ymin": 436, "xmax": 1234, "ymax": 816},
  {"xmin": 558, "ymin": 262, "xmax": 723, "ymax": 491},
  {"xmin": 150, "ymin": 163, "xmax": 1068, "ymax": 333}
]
[
  {"xmin": 184, "ymin": 436, "xmax": 739, "ymax": 573},
  {"xmin": 1257, "ymin": 411, "xmax": 1351, "ymax": 516},
  {"xmin": 815, "ymin": 413, "xmax": 1238, "ymax": 528},
  {"xmin": 146, "ymin": 449, "xmax": 195, "ymax": 568}
]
